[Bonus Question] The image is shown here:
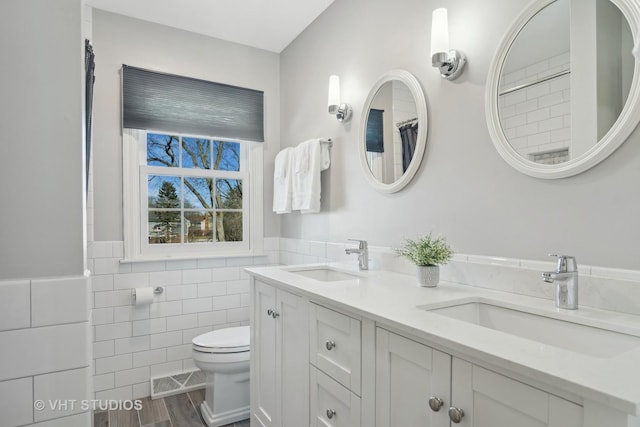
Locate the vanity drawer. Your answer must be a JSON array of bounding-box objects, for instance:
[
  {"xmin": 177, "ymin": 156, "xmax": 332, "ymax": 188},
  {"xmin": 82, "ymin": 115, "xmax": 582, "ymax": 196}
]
[
  {"xmin": 310, "ymin": 303, "xmax": 361, "ymax": 395},
  {"xmin": 310, "ymin": 366, "xmax": 361, "ymax": 427}
]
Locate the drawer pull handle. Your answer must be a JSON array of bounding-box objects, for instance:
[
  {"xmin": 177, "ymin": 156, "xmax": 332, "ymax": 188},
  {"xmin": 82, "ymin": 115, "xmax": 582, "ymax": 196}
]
[
  {"xmin": 267, "ymin": 309, "xmax": 273, "ymax": 316},
  {"xmin": 428, "ymin": 396, "xmax": 443, "ymax": 412},
  {"xmin": 272, "ymin": 310, "xmax": 280, "ymax": 318},
  {"xmin": 325, "ymin": 340, "xmax": 336, "ymax": 351},
  {"xmin": 326, "ymin": 408, "xmax": 336, "ymax": 419},
  {"xmin": 448, "ymin": 407, "xmax": 465, "ymax": 423}
]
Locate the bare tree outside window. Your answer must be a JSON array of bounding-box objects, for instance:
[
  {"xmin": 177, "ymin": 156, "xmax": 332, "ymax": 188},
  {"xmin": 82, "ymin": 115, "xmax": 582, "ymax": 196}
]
[{"xmin": 146, "ymin": 133, "xmax": 243, "ymax": 244}]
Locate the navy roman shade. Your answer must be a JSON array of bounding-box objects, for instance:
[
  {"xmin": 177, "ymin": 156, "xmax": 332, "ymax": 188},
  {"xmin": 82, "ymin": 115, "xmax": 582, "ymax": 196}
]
[{"xmin": 122, "ymin": 65, "xmax": 264, "ymax": 142}]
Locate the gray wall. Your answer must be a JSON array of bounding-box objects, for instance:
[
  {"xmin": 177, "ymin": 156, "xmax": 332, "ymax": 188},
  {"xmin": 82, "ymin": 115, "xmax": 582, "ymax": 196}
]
[
  {"xmin": 0, "ymin": 0, "xmax": 85, "ymax": 279},
  {"xmin": 91, "ymin": 10, "xmax": 281, "ymax": 242},
  {"xmin": 279, "ymin": 0, "xmax": 640, "ymax": 270}
]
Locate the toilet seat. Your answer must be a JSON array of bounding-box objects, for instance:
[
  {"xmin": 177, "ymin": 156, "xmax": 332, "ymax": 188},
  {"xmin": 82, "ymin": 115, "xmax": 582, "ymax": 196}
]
[{"xmin": 192, "ymin": 325, "xmax": 250, "ymax": 353}]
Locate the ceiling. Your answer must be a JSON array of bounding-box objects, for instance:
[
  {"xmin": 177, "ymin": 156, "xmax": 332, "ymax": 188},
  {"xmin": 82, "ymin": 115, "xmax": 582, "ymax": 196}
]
[{"xmin": 85, "ymin": 0, "xmax": 335, "ymax": 53}]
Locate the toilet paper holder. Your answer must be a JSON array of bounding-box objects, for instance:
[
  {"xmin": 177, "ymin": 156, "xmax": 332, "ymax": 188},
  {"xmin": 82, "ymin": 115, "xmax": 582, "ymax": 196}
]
[{"xmin": 132, "ymin": 286, "xmax": 164, "ymax": 303}]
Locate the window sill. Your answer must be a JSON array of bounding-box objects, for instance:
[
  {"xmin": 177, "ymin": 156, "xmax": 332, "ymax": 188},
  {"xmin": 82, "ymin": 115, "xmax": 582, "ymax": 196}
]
[{"xmin": 120, "ymin": 250, "xmax": 267, "ymax": 264}]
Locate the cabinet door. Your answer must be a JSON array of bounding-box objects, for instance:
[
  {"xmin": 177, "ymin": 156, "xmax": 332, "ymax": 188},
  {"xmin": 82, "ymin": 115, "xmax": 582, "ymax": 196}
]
[
  {"xmin": 277, "ymin": 289, "xmax": 309, "ymax": 427},
  {"xmin": 252, "ymin": 281, "xmax": 278, "ymax": 427},
  {"xmin": 451, "ymin": 358, "xmax": 583, "ymax": 427},
  {"xmin": 375, "ymin": 328, "xmax": 451, "ymax": 427}
]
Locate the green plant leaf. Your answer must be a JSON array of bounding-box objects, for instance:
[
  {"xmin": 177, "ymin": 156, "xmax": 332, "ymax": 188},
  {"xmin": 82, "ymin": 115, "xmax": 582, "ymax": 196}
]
[{"xmin": 393, "ymin": 233, "xmax": 454, "ymax": 266}]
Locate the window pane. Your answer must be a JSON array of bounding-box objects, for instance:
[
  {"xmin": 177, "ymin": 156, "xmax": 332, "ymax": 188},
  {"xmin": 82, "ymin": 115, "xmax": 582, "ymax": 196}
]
[
  {"xmin": 185, "ymin": 211, "xmax": 213, "ymax": 243},
  {"xmin": 147, "ymin": 133, "xmax": 179, "ymax": 167},
  {"xmin": 184, "ymin": 177, "xmax": 214, "ymax": 209},
  {"xmin": 148, "ymin": 176, "xmax": 181, "ymax": 208},
  {"xmin": 215, "ymin": 179, "xmax": 242, "ymax": 209},
  {"xmin": 216, "ymin": 212, "xmax": 243, "ymax": 242},
  {"xmin": 213, "ymin": 141, "xmax": 240, "ymax": 171},
  {"xmin": 182, "ymin": 137, "xmax": 211, "ymax": 169},
  {"xmin": 148, "ymin": 211, "xmax": 181, "ymax": 244}
]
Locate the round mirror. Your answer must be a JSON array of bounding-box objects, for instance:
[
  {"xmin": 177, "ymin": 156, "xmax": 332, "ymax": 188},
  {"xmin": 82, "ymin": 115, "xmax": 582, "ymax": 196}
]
[
  {"xmin": 359, "ymin": 70, "xmax": 428, "ymax": 192},
  {"xmin": 486, "ymin": 0, "xmax": 640, "ymax": 178}
]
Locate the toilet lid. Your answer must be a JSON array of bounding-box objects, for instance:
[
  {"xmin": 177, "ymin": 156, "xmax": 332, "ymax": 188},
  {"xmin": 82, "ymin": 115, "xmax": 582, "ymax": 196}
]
[{"xmin": 192, "ymin": 326, "xmax": 250, "ymax": 353}]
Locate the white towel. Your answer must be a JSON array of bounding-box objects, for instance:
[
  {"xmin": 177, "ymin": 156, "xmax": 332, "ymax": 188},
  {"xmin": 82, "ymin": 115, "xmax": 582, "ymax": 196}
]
[
  {"xmin": 320, "ymin": 142, "xmax": 331, "ymax": 171},
  {"xmin": 272, "ymin": 147, "xmax": 293, "ymax": 214},
  {"xmin": 292, "ymin": 139, "xmax": 323, "ymax": 213}
]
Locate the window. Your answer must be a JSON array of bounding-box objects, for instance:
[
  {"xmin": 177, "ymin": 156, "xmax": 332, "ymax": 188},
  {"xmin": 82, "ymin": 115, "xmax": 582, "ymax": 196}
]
[
  {"xmin": 121, "ymin": 66, "xmax": 264, "ymax": 261},
  {"xmin": 146, "ymin": 132, "xmax": 244, "ymax": 243},
  {"xmin": 124, "ymin": 129, "xmax": 263, "ymax": 260}
]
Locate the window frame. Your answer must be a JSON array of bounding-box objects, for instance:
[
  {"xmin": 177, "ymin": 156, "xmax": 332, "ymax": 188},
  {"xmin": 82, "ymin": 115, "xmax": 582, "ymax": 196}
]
[{"xmin": 123, "ymin": 128, "xmax": 264, "ymax": 262}]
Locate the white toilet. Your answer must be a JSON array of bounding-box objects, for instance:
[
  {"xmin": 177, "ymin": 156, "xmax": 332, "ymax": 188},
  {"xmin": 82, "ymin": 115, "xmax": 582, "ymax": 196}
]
[{"xmin": 192, "ymin": 326, "xmax": 250, "ymax": 427}]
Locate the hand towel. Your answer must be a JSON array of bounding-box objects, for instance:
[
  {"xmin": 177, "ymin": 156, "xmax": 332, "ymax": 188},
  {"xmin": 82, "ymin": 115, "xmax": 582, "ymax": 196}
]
[
  {"xmin": 272, "ymin": 147, "xmax": 293, "ymax": 214},
  {"xmin": 320, "ymin": 142, "xmax": 331, "ymax": 171},
  {"xmin": 293, "ymin": 140, "xmax": 310, "ymax": 173},
  {"xmin": 292, "ymin": 139, "xmax": 323, "ymax": 213}
]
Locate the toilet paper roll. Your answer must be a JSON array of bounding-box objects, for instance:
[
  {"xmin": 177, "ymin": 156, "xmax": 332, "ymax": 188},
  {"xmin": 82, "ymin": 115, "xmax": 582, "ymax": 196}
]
[{"xmin": 134, "ymin": 287, "xmax": 154, "ymax": 305}]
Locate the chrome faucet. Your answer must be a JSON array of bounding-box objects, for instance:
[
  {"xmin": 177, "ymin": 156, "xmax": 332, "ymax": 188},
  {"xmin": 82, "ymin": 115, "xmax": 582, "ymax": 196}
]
[
  {"xmin": 345, "ymin": 239, "xmax": 368, "ymax": 271},
  {"xmin": 542, "ymin": 254, "xmax": 578, "ymax": 310}
]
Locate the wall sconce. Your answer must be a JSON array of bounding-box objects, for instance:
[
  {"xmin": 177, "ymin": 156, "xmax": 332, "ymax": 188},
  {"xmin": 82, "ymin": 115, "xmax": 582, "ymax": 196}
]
[
  {"xmin": 328, "ymin": 75, "xmax": 352, "ymax": 122},
  {"xmin": 430, "ymin": 8, "xmax": 466, "ymax": 80}
]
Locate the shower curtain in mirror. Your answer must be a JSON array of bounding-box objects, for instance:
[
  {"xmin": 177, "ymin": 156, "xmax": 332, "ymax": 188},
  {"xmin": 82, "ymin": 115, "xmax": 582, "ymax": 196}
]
[
  {"xmin": 399, "ymin": 122, "xmax": 418, "ymax": 172},
  {"xmin": 85, "ymin": 39, "xmax": 95, "ymax": 195}
]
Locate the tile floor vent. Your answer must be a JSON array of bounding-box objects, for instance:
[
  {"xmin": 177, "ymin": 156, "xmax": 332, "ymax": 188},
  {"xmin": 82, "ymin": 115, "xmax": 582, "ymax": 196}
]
[{"xmin": 150, "ymin": 370, "xmax": 205, "ymax": 399}]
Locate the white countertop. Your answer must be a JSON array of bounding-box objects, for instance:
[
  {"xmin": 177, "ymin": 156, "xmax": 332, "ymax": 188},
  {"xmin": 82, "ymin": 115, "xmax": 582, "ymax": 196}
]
[{"xmin": 246, "ymin": 263, "xmax": 640, "ymax": 416}]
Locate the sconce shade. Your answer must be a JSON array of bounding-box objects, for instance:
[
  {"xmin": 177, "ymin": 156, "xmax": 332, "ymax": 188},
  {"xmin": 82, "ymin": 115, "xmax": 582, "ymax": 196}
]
[
  {"xmin": 429, "ymin": 7, "xmax": 466, "ymax": 80},
  {"xmin": 327, "ymin": 74, "xmax": 352, "ymax": 122},
  {"xmin": 431, "ymin": 8, "xmax": 449, "ymax": 56},
  {"xmin": 328, "ymin": 75, "xmax": 341, "ymax": 112}
]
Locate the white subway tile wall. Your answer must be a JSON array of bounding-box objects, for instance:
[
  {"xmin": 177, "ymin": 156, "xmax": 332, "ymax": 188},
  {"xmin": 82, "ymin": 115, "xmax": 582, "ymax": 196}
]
[
  {"xmin": 0, "ymin": 275, "xmax": 91, "ymax": 426},
  {"xmin": 33, "ymin": 368, "xmax": 90, "ymax": 422},
  {"xmin": 498, "ymin": 52, "xmax": 571, "ymax": 162},
  {"xmin": 0, "ymin": 280, "xmax": 31, "ymax": 331},
  {"xmin": 88, "ymin": 239, "xmax": 279, "ymax": 399}
]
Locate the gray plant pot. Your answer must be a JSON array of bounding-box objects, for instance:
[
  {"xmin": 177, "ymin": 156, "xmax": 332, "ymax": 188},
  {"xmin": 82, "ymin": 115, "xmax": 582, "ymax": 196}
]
[{"xmin": 416, "ymin": 265, "xmax": 439, "ymax": 287}]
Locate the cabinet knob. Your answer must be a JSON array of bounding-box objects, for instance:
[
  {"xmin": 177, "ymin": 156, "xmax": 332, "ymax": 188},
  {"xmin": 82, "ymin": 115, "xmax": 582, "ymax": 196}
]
[
  {"xmin": 325, "ymin": 340, "xmax": 336, "ymax": 351},
  {"xmin": 267, "ymin": 308, "xmax": 273, "ymax": 316},
  {"xmin": 326, "ymin": 408, "xmax": 336, "ymax": 419},
  {"xmin": 448, "ymin": 407, "xmax": 465, "ymax": 423},
  {"xmin": 428, "ymin": 396, "xmax": 444, "ymax": 412},
  {"xmin": 272, "ymin": 310, "xmax": 280, "ymax": 319}
]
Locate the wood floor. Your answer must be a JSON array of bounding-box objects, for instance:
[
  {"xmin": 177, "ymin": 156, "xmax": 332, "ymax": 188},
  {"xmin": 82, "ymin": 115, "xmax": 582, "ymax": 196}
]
[{"xmin": 93, "ymin": 389, "xmax": 250, "ymax": 427}]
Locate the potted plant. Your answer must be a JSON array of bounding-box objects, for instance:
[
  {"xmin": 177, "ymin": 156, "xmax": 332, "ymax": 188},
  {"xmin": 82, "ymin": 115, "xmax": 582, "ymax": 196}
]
[{"xmin": 394, "ymin": 234, "xmax": 454, "ymax": 287}]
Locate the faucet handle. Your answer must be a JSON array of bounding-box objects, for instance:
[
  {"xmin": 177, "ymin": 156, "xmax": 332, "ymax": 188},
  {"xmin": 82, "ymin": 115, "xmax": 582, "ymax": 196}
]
[
  {"xmin": 348, "ymin": 239, "xmax": 368, "ymax": 249},
  {"xmin": 548, "ymin": 254, "xmax": 577, "ymax": 273}
]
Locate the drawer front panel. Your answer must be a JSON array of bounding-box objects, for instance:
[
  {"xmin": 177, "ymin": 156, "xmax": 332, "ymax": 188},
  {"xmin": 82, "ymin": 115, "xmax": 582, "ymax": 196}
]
[
  {"xmin": 310, "ymin": 366, "xmax": 361, "ymax": 427},
  {"xmin": 310, "ymin": 303, "xmax": 361, "ymax": 394}
]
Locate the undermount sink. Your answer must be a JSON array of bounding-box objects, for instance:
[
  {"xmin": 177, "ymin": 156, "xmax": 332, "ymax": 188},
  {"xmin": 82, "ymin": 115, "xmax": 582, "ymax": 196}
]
[
  {"xmin": 286, "ymin": 266, "xmax": 362, "ymax": 282},
  {"xmin": 419, "ymin": 299, "xmax": 640, "ymax": 358}
]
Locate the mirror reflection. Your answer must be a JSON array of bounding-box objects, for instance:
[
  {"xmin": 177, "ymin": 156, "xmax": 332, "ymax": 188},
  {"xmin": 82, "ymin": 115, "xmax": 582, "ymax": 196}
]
[
  {"xmin": 365, "ymin": 81, "xmax": 419, "ymax": 184},
  {"xmin": 498, "ymin": 0, "xmax": 633, "ymax": 164}
]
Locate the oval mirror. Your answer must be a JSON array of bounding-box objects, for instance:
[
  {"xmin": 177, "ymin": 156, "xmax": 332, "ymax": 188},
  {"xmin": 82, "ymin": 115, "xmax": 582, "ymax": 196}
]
[
  {"xmin": 359, "ymin": 70, "xmax": 428, "ymax": 192},
  {"xmin": 486, "ymin": 0, "xmax": 640, "ymax": 178}
]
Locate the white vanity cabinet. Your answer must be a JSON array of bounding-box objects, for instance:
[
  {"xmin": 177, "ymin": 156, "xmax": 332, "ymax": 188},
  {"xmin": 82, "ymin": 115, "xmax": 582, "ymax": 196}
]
[
  {"xmin": 251, "ymin": 280, "xmax": 309, "ymax": 427},
  {"xmin": 376, "ymin": 327, "xmax": 583, "ymax": 427},
  {"xmin": 248, "ymin": 269, "xmax": 640, "ymax": 427}
]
